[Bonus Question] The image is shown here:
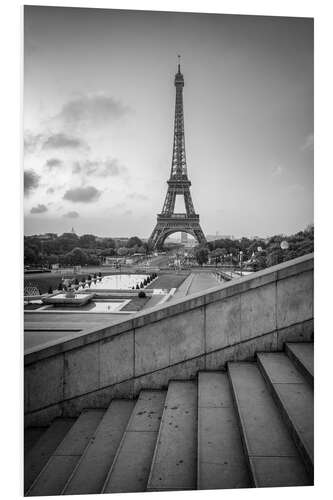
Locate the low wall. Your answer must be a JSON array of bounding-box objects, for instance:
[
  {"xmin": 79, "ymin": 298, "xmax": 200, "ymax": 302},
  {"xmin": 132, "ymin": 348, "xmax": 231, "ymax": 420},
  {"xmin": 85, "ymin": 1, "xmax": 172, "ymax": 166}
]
[{"xmin": 24, "ymin": 254, "xmax": 314, "ymax": 426}]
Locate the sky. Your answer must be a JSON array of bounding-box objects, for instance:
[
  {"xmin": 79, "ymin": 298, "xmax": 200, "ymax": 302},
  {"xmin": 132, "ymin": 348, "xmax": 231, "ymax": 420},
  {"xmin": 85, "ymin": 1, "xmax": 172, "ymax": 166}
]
[{"xmin": 24, "ymin": 6, "xmax": 313, "ymax": 239}]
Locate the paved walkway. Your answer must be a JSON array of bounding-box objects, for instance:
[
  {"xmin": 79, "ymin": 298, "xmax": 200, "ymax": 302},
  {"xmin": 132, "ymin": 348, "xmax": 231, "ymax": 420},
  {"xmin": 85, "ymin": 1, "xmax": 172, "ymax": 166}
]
[
  {"xmin": 171, "ymin": 272, "xmax": 219, "ymax": 301},
  {"xmin": 187, "ymin": 272, "xmax": 220, "ymax": 294},
  {"xmin": 24, "ymin": 312, "xmax": 132, "ymax": 352}
]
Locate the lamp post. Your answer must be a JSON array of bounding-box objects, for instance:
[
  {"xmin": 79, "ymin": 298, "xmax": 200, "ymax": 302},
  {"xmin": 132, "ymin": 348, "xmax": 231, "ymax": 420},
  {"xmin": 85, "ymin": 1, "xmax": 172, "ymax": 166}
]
[
  {"xmin": 239, "ymin": 250, "xmax": 243, "ymax": 276},
  {"xmin": 280, "ymin": 240, "xmax": 289, "ymax": 263},
  {"xmin": 280, "ymin": 240, "xmax": 289, "ymax": 251},
  {"xmin": 229, "ymin": 253, "xmax": 233, "ymax": 277}
]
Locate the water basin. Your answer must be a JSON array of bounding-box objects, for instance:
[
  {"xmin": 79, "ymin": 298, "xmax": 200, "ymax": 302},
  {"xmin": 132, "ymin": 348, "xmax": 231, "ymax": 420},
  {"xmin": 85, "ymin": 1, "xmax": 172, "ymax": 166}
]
[
  {"xmin": 42, "ymin": 300, "xmax": 127, "ymax": 313},
  {"xmin": 83, "ymin": 274, "xmax": 148, "ymax": 290}
]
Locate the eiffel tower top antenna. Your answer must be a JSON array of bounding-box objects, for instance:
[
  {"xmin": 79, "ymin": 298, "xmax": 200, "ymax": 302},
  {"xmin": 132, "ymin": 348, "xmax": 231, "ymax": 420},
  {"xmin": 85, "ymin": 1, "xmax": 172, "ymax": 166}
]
[{"xmin": 177, "ymin": 54, "xmax": 181, "ymax": 72}]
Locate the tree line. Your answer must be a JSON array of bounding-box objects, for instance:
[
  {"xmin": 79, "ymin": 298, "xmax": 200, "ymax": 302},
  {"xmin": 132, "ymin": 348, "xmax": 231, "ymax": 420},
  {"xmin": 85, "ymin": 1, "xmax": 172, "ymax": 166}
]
[
  {"xmin": 24, "ymin": 224, "xmax": 314, "ymax": 270},
  {"xmin": 24, "ymin": 233, "xmax": 147, "ymax": 267},
  {"xmin": 194, "ymin": 224, "xmax": 314, "ymax": 269}
]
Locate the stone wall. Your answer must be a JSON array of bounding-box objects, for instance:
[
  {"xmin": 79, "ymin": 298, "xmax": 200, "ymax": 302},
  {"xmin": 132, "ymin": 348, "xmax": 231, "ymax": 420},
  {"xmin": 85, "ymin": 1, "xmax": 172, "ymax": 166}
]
[{"xmin": 24, "ymin": 254, "xmax": 314, "ymax": 427}]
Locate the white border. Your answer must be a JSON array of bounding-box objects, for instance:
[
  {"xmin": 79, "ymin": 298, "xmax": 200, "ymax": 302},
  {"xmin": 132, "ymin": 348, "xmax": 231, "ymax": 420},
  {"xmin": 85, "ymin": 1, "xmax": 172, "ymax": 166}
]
[{"xmin": 1, "ymin": 1, "xmax": 332, "ymax": 500}]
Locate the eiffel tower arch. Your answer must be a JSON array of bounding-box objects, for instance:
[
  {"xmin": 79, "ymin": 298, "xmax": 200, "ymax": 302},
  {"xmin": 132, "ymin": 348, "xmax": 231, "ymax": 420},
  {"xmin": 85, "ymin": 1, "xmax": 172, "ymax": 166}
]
[{"xmin": 149, "ymin": 58, "xmax": 207, "ymax": 250}]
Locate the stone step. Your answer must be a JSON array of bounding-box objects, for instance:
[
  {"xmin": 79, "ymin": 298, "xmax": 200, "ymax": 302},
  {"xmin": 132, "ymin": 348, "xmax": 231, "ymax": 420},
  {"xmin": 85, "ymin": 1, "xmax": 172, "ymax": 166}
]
[
  {"xmin": 24, "ymin": 427, "xmax": 46, "ymax": 457},
  {"xmin": 197, "ymin": 372, "xmax": 251, "ymax": 490},
  {"xmin": 62, "ymin": 400, "xmax": 135, "ymax": 495},
  {"xmin": 26, "ymin": 409, "xmax": 104, "ymax": 496},
  {"xmin": 257, "ymin": 352, "xmax": 314, "ymax": 478},
  {"xmin": 285, "ymin": 342, "xmax": 314, "ymax": 386},
  {"xmin": 102, "ymin": 391, "xmax": 166, "ymax": 493},
  {"xmin": 228, "ymin": 362, "xmax": 310, "ymax": 488},
  {"xmin": 24, "ymin": 418, "xmax": 75, "ymax": 493},
  {"xmin": 147, "ymin": 380, "xmax": 197, "ymax": 491}
]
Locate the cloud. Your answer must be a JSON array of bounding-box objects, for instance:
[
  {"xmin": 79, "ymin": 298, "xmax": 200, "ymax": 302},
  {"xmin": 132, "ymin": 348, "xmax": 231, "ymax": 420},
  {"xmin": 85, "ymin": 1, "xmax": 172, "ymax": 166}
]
[
  {"xmin": 45, "ymin": 158, "xmax": 63, "ymax": 169},
  {"xmin": 24, "ymin": 131, "xmax": 42, "ymax": 154},
  {"xmin": 47, "ymin": 187, "xmax": 55, "ymax": 194},
  {"xmin": 42, "ymin": 133, "xmax": 88, "ymax": 150},
  {"xmin": 127, "ymin": 192, "xmax": 148, "ymax": 201},
  {"xmin": 63, "ymin": 210, "xmax": 80, "ymax": 218},
  {"xmin": 112, "ymin": 202, "xmax": 126, "ymax": 211},
  {"xmin": 30, "ymin": 204, "xmax": 48, "ymax": 214},
  {"xmin": 73, "ymin": 158, "xmax": 127, "ymax": 178},
  {"xmin": 272, "ymin": 164, "xmax": 284, "ymax": 177},
  {"xmin": 63, "ymin": 186, "xmax": 102, "ymax": 203},
  {"xmin": 24, "ymin": 170, "xmax": 40, "ymax": 196},
  {"xmin": 54, "ymin": 93, "xmax": 130, "ymax": 128},
  {"xmin": 301, "ymin": 133, "xmax": 314, "ymax": 152},
  {"xmin": 285, "ymin": 184, "xmax": 305, "ymax": 194}
]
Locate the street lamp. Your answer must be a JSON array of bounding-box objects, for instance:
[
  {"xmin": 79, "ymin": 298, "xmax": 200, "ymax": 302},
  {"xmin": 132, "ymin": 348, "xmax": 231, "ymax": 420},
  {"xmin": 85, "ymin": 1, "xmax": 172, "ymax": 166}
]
[
  {"xmin": 239, "ymin": 251, "xmax": 243, "ymax": 276},
  {"xmin": 229, "ymin": 253, "xmax": 233, "ymax": 277}
]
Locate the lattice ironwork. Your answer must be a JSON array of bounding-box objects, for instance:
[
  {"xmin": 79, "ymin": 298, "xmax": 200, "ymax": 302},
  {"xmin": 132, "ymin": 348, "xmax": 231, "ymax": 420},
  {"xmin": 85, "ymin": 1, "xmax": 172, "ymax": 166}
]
[{"xmin": 149, "ymin": 58, "xmax": 206, "ymax": 249}]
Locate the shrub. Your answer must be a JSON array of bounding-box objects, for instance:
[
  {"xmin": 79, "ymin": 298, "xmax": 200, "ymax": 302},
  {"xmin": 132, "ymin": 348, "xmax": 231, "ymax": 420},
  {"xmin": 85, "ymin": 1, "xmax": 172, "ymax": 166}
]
[
  {"xmin": 48, "ymin": 286, "xmax": 53, "ymax": 294},
  {"xmin": 138, "ymin": 290, "xmax": 146, "ymax": 298}
]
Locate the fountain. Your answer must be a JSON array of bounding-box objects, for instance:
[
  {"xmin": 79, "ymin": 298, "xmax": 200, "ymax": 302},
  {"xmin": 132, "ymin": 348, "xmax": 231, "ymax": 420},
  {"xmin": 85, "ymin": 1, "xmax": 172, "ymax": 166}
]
[{"xmin": 42, "ymin": 289, "xmax": 95, "ymax": 308}]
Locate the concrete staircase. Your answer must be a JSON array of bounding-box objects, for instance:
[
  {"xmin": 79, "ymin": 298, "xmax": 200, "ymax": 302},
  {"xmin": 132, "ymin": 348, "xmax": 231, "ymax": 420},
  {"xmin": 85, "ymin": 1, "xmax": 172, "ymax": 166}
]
[{"xmin": 24, "ymin": 341, "xmax": 313, "ymax": 495}]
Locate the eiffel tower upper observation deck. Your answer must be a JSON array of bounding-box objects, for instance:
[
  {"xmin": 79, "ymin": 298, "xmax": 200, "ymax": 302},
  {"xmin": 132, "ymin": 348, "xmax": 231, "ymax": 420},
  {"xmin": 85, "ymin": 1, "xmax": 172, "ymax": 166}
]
[{"xmin": 149, "ymin": 57, "xmax": 207, "ymax": 249}]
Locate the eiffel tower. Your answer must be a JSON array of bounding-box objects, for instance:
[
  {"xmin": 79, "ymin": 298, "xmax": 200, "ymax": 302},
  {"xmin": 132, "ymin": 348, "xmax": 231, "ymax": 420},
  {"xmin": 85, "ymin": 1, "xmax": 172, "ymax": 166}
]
[{"xmin": 149, "ymin": 57, "xmax": 206, "ymax": 250}]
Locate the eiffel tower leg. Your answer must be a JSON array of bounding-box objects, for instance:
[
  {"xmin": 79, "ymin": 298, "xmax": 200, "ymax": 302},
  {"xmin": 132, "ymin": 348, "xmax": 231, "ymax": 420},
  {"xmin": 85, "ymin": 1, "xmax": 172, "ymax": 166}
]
[
  {"xmin": 193, "ymin": 227, "xmax": 207, "ymax": 246},
  {"xmin": 148, "ymin": 225, "xmax": 163, "ymax": 250}
]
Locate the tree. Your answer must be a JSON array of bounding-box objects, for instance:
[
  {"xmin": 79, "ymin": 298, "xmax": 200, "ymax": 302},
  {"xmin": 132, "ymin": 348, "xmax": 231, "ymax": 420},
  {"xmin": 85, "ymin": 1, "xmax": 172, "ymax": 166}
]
[
  {"xmin": 64, "ymin": 247, "xmax": 88, "ymax": 266},
  {"xmin": 195, "ymin": 246, "xmax": 209, "ymax": 266},
  {"xmin": 86, "ymin": 254, "xmax": 100, "ymax": 266},
  {"xmin": 100, "ymin": 238, "xmax": 116, "ymax": 249},
  {"xmin": 57, "ymin": 233, "xmax": 79, "ymax": 253},
  {"xmin": 24, "ymin": 247, "xmax": 38, "ymax": 265},
  {"xmin": 101, "ymin": 248, "xmax": 116, "ymax": 257},
  {"xmin": 266, "ymin": 246, "xmax": 284, "ymax": 267},
  {"xmin": 45, "ymin": 254, "xmax": 59, "ymax": 266},
  {"xmin": 252, "ymin": 252, "xmax": 267, "ymax": 271},
  {"xmin": 127, "ymin": 245, "xmax": 139, "ymax": 255},
  {"xmin": 117, "ymin": 247, "xmax": 129, "ymax": 256},
  {"xmin": 127, "ymin": 236, "xmax": 143, "ymax": 248},
  {"xmin": 79, "ymin": 234, "xmax": 96, "ymax": 248}
]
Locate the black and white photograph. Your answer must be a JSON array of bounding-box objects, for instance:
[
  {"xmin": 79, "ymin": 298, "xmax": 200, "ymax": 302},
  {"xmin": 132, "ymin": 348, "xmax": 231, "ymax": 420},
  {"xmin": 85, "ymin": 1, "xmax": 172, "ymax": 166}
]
[{"xmin": 21, "ymin": 3, "xmax": 315, "ymax": 497}]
